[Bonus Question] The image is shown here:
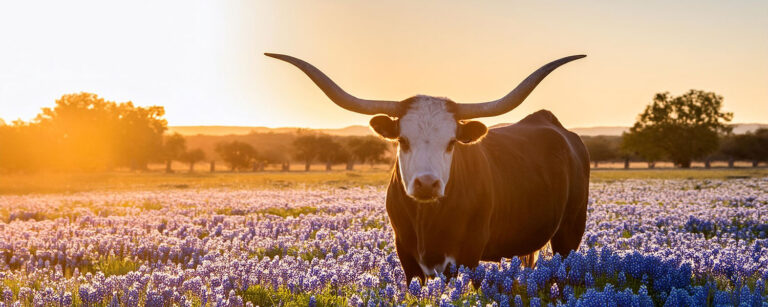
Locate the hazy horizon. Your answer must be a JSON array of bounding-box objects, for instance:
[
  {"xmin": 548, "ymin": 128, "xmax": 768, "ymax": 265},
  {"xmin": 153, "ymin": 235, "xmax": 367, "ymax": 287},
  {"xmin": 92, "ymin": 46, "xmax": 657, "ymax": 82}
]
[{"xmin": 1, "ymin": 1, "xmax": 766, "ymax": 129}]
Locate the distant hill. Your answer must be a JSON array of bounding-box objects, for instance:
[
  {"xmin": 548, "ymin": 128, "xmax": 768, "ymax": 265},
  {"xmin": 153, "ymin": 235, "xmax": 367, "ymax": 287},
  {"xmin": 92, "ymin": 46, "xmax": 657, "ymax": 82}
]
[
  {"xmin": 168, "ymin": 125, "xmax": 372, "ymax": 136},
  {"xmin": 170, "ymin": 123, "xmax": 768, "ymax": 137},
  {"xmin": 569, "ymin": 126, "xmax": 629, "ymax": 136},
  {"xmin": 731, "ymin": 123, "xmax": 768, "ymax": 134}
]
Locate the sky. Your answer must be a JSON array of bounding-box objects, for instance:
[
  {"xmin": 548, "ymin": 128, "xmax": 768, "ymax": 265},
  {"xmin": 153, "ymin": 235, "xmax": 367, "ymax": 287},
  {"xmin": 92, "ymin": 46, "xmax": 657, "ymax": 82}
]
[{"xmin": 0, "ymin": 1, "xmax": 766, "ymax": 129}]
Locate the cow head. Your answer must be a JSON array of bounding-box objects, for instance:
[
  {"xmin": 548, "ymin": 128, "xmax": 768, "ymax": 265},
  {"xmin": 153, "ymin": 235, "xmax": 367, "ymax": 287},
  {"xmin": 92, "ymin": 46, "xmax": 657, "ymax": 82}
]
[{"xmin": 265, "ymin": 53, "xmax": 584, "ymax": 202}]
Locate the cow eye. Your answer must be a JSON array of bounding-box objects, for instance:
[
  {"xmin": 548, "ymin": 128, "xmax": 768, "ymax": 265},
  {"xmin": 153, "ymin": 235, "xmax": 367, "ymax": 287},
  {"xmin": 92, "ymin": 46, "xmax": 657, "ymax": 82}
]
[
  {"xmin": 399, "ymin": 137, "xmax": 410, "ymax": 152},
  {"xmin": 446, "ymin": 139, "xmax": 456, "ymax": 152}
]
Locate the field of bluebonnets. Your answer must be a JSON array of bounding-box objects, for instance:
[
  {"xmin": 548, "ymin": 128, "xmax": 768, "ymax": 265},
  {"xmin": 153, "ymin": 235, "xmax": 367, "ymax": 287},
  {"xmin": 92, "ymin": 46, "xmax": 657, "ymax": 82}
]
[{"xmin": 1, "ymin": 171, "xmax": 767, "ymax": 306}]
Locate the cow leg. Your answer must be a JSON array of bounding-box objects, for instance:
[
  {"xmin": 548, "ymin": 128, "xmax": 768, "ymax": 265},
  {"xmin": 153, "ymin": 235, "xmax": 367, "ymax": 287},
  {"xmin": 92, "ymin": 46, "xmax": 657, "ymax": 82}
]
[
  {"xmin": 550, "ymin": 200, "xmax": 587, "ymax": 257},
  {"xmin": 521, "ymin": 250, "xmax": 539, "ymax": 268},
  {"xmin": 396, "ymin": 241, "xmax": 425, "ymax": 284}
]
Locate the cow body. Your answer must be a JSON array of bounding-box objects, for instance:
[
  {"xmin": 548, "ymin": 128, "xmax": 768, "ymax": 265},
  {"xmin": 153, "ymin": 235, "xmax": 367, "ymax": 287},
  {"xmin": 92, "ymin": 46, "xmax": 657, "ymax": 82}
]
[
  {"xmin": 264, "ymin": 52, "xmax": 589, "ymax": 283},
  {"xmin": 386, "ymin": 110, "xmax": 590, "ymax": 281}
]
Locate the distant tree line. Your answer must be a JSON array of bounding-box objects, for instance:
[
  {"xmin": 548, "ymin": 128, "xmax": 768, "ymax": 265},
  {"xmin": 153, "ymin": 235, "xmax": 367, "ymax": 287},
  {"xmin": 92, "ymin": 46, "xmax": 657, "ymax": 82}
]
[
  {"xmin": 0, "ymin": 93, "xmax": 204, "ymax": 172},
  {"xmin": 583, "ymin": 90, "xmax": 767, "ymax": 168},
  {"xmin": 2, "ymin": 90, "xmax": 763, "ymax": 172},
  {"xmin": 0, "ymin": 92, "xmax": 392, "ymax": 173},
  {"xmin": 211, "ymin": 131, "xmax": 391, "ymax": 172}
]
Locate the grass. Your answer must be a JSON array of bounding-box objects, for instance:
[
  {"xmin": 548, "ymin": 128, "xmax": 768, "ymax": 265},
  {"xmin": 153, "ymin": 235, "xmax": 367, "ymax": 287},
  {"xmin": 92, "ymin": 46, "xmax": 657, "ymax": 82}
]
[
  {"xmin": 255, "ymin": 206, "xmax": 319, "ymax": 218},
  {"xmin": 590, "ymin": 168, "xmax": 768, "ymax": 181},
  {"xmin": 240, "ymin": 285, "xmax": 347, "ymax": 307},
  {"xmin": 0, "ymin": 167, "xmax": 765, "ymax": 195},
  {"xmin": 0, "ymin": 170, "xmax": 392, "ymax": 195}
]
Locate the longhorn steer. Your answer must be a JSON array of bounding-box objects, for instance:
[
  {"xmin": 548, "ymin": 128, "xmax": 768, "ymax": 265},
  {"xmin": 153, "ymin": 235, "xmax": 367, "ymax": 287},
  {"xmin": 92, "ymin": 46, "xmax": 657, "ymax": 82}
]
[{"xmin": 265, "ymin": 53, "xmax": 590, "ymax": 283}]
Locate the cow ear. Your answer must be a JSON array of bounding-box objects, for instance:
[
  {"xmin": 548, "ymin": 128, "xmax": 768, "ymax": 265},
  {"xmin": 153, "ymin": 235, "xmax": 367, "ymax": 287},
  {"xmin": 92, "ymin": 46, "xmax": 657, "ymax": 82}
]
[
  {"xmin": 369, "ymin": 116, "xmax": 399, "ymax": 140},
  {"xmin": 457, "ymin": 121, "xmax": 488, "ymax": 144}
]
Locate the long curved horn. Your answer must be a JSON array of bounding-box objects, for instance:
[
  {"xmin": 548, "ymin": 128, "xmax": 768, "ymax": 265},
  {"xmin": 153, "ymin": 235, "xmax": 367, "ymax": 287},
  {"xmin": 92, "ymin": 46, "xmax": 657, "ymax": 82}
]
[
  {"xmin": 455, "ymin": 55, "xmax": 586, "ymax": 119},
  {"xmin": 265, "ymin": 53, "xmax": 400, "ymax": 116}
]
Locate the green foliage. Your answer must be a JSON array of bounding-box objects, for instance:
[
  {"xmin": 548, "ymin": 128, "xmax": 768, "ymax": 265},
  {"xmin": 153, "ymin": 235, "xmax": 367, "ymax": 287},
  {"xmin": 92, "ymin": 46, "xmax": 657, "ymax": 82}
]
[
  {"xmin": 347, "ymin": 136, "xmax": 391, "ymax": 167},
  {"xmin": 621, "ymin": 129, "xmax": 664, "ymax": 164},
  {"xmin": 215, "ymin": 141, "xmax": 258, "ymax": 171},
  {"xmin": 180, "ymin": 148, "xmax": 206, "ymax": 171},
  {"xmin": 256, "ymin": 206, "xmax": 318, "ymax": 218},
  {"xmin": 163, "ymin": 133, "xmax": 187, "ymax": 161},
  {"xmin": 315, "ymin": 135, "xmax": 349, "ymax": 168},
  {"xmin": 240, "ymin": 285, "xmax": 346, "ymax": 307},
  {"xmin": 141, "ymin": 200, "xmax": 164, "ymax": 211},
  {"xmin": 0, "ymin": 92, "xmax": 167, "ymax": 171},
  {"xmin": 623, "ymin": 90, "xmax": 732, "ymax": 168},
  {"xmin": 293, "ymin": 133, "xmax": 353, "ymax": 171},
  {"xmin": 720, "ymin": 128, "xmax": 768, "ymax": 166},
  {"xmin": 91, "ymin": 256, "xmax": 140, "ymax": 277},
  {"xmin": 582, "ymin": 136, "xmax": 619, "ymax": 167}
]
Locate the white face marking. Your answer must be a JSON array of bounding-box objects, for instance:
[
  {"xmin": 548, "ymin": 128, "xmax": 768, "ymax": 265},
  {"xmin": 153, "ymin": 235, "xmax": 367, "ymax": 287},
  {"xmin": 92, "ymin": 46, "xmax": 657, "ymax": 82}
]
[
  {"xmin": 418, "ymin": 256, "xmax": 457, "ymax": 277},
  {"xmin": 397, "ymin": 96, "xmax": 457, "ymax": 201}
]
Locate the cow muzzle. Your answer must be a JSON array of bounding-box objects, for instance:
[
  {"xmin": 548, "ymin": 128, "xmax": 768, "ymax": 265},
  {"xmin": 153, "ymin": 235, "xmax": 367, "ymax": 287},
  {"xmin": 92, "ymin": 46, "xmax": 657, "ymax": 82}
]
[{"xmin": 411, "ymin": 174, "xmax": 442, "ymax": 201}]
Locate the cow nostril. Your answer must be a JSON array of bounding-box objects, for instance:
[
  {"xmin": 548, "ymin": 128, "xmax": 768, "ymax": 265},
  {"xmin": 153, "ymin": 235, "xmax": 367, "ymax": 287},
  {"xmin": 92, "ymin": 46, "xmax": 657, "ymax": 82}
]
[{"xmin": 414, "ymin": 178, "xmax": 422, "ymax": 188}]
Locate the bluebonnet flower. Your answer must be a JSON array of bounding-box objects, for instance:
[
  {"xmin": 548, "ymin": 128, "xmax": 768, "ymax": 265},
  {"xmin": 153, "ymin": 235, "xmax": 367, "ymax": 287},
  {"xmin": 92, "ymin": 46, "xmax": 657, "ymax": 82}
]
[
  {"xmin": 408, "ymin": 278, "xmax": 421, "ymax": 297},
  {"xmin": 3, "ymin": 288, "xmax": 13, "ymax": 303},
  {"xmin": 497, "ymin": 294, "xmax": 510, "ymax": 307},
  {"xmin": 738, "ymin": 286, "xmax": 751, "ymax": 306},
  {"xmin": 615, "ymin": 288, "xmax": 633, "ymax": 307},
  {"xmin": 714, "ymin": 290, "xmax": 732, "ymax": 305},
  {"xmin": 556, "ymin": 264, "xmax": 567, "ymax": 283},
  {"xmin": 348, "ymin": 295, "xmax": 363, "ymax": 307},
  {"xmin": 107, "ymin": 293, "xmax": 119, "ymax": 307},
  {"xmin": 447, "ymin": 286, "xmax": 461, "ymax": 302},
  {"xmin": 0, "ymin": 180, "xmax": 767, "ymax": 305},
  {"xmin": 550, "ymin": 283, "xmax": 559, "ymax": 299},
  {"xmin": 513, "ymin": 294, "xmax": 523, "ymax": 307},
  {"xmin": 61, "ymin": 292, "xmax": 73, "ymax": 306},
  {"xmin": 617, "ymin": 271, "xmax": 626, "ymax": 287},
  {"xmin": 563, "ymin": 284, "xmax": 574, "ymax": 301},
  {"xmin": 529, "ymin": 297, "xmax": 541, "ymax": 307},
  {"xmin": 145, "ymin": 289, "xmax": 165, "ymax": 307},
  {"xmin": 426, "ymin": 277, "xmax": 445, "ymax": 299},
  {"xmin": 526, "ymin": 276, "xmax": 538, "ymax": 298},
  {"xmin": 636, "ymin": 285, "xmax": 654, "ymax": 307},
  {"xmin": 584, "ymin": 272, "xmax": 594, "ymax": 288},
  {"xmin": 481, "ymin": 277, "xmax": 497, "ymax": 299},
  {"xmin": 77, "ymin": 285, "xmax": 92, "ymax": 306},
  {"xmin": 664, "ymin": 287, "xmax": 692, "ymax": 307},
  {"xmin": 382, "ymin": 284, "xmax": 396, "ymax": 300}
]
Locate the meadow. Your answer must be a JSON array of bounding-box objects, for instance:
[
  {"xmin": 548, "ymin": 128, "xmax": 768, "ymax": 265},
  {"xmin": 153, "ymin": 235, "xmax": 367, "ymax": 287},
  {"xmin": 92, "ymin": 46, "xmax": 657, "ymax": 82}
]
[{"xmin": 0, "ymin": 169, "xmax": 767, "ymax": 306}]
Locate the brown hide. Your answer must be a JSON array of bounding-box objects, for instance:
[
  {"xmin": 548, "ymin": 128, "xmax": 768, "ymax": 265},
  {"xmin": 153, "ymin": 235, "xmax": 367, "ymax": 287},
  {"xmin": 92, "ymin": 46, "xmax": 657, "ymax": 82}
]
[{"xmin": 386, "ymin": 110, "xmax": 590, "ymax": 282}]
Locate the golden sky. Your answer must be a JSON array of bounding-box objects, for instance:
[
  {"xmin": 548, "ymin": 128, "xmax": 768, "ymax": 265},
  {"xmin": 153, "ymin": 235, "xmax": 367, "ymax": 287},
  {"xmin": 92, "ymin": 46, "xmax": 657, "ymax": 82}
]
[{"xmin": 1, "ymin": 1, "xmax": 766, "ymax": 129}]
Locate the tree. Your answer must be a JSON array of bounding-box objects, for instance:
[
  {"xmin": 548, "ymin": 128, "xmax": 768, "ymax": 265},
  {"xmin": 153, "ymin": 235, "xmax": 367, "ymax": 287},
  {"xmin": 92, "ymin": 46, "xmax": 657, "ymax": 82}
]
[
  {"xmin": 719, "ymin": 134, "xmax": 740, "ymax": 168},
  {"xmin": 348, "ymin": 136, "xmax": 390, "ymax": 168},
  {"xmin": 215, "ymin": 141, "xmax": 257, "ymax": 171},
  {"xmin": 621, "ymin": 129, "xmax": 665, "ymax": 168},
  {"xmin": 162, "ymin": 133, "xmax": 187, "ymax": 173},
  {"xmin": 112, "ymin": 101, "xmax": 167, "ymax": 170},
  {"xmin": 0, "ymin": 92, "xmax": 167, "ymax": 171},
  {"xmin": 721, "ymin": 129, "xmax": 768, "ymax": 167},
  {"xmin": 293, "ymin": 134, "xmax": 321, "ymax": 171},
  {"xmin": 180, "ymin": 148, "xmax": 206, "ymax": 172},
  {"xmin": 314, "ymin": 136, "xmax": 350, "ymax": 171},
  {"xmin": 623, "ymin": 90, "xmax": 732, "ymax": 168},
  {"xmin": 743, "ymin": 129, "xmax": 768, "ymax": 167},
  {"xmin": 582, "ymin": 136, "xmax": 618, "ymax": 168},
  {"xmin": 0, "ymin": 121, "xmax": 56, "ymax": 172}
]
